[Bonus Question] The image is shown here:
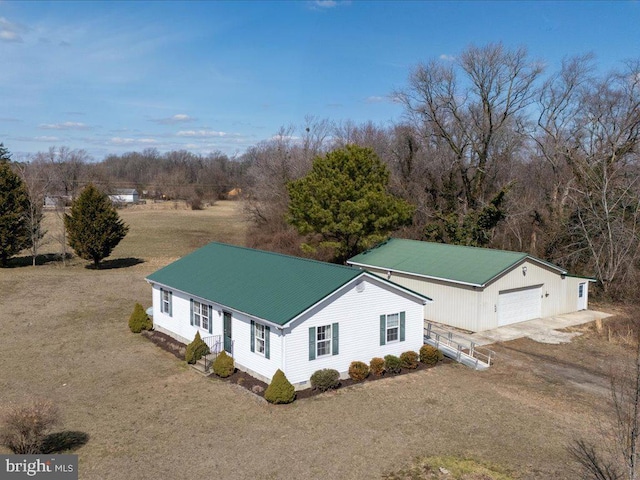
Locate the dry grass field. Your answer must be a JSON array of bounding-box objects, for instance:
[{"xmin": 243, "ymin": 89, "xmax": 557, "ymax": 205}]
[{"xmin": 0, "ymin": 200, "xmax": 632, "ymax": 479}]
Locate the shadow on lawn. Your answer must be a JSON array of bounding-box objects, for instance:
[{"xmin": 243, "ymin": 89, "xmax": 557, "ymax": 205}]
[
  {"xmin": 5, "ymin": 253, "xmax": 71, "ymax": 268},
  {"xmin": 42, "ymin": 431, "xmax": 89, "ymax": 454},
  {"xmin": 85, "ymin": 257, "xmax": 145, "ymax": 270}
]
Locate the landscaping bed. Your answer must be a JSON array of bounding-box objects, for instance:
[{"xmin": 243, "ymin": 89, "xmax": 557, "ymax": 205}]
[{"xmin": 142, "ymin": 329, "xmax": 449, "ymax": 401}]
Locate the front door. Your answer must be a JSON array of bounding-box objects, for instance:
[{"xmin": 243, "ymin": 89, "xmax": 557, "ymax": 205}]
[{"xmin": 223, "ymin": 311, "xmax": 232, "ymax": 354}]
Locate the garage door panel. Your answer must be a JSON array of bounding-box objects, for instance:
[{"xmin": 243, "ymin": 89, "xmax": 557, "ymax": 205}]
[{"xmin": 498, "ymin": 285, "xmax": 542, "ymax": 326}]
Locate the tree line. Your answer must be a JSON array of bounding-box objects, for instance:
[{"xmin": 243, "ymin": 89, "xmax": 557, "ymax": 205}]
[{"xmin": 3, "ymin": 43, "xmax": 639, "ymax": 299}]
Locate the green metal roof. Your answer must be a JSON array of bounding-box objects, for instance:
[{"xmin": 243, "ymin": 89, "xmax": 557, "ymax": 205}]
[
  {"xmin": 147, "ymin": 242, "xmax": 368, "ymax": 326},
  {"xmin": 348, "ymin": 238, "xmax": 566, "ymax": 287}
]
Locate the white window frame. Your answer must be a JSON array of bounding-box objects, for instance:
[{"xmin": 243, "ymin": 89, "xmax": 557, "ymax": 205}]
[
  {"xmin": 254, "ymin": 323, "xmax": 265, "ymax": 356},
  {"xmin": 193, "ymin": 300, "xmax": 209, "ymax": 330},
  {"xmin": 385, "ymin": 313, "xmax": 399, "ymax": 343},
  {"xmin": 161, "ymin": 290, "xmax": 171, "ymax": 315},
  {"xmin": 316, "ymin": 324, "xmax": 332, "ymax": 358}
]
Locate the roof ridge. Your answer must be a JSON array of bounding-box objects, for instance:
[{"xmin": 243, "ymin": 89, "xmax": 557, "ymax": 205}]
[
  {"xmin": 206, "ymin": 241, "xmax": 360, "ymax": 273},
  {"xmin": 387, "ymin": 237, "xmax": 527, "ymax": 257}
]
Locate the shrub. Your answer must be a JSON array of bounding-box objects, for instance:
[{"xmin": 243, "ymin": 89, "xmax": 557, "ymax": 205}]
[
  {"xmin": 420, "ymin": 344, "xmax": 444, "ymax": 365},
  {"xmin": 310, "ymin": 369, "xmax": 341, "ymax": 392},
  {"xmin": 264, "ymin": 369, "xmax": 295, "ymax": 404},
  {"xmin": 212, "ymin": 351, "xmax": 234, "ymax": 378},
  {"xmin": 128, "ymin": 302, "xmax": 152, "ymax": 333},
  {"xmin": 0, "ymin": 400, "xmax": 60, "ymax": 454},
  {"xmin": 400, "ymin": 350, "xmax": 419, "ymax": 369},
  {"xmin": 384, "ymin": 354, "xmax": 402, "ymax": 374},
  {"xmin": 348, "ymin": 361, "xmax": 370, "ymax": 381},
  {"xmin": 370, "ymin": 357, "xmax": 385, "ymax": 376},
  {"xmin": 184, "ymin": 332, "xmax": 210, "ymax": 364}
]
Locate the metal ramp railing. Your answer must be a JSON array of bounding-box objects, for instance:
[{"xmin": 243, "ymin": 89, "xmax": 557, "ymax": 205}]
[{"xmin": 424, "ymin": 322, "xmax": 494, "ymax": 370}]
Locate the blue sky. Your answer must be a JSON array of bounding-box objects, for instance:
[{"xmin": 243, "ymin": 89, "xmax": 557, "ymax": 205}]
[{"xmin": 1, "ymin": 0, "xmax": 639, "ymax": 160}]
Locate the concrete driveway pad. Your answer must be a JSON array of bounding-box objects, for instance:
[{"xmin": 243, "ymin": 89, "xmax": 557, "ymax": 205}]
[{"xmin": 468, "ymin": 310, "xmax": 611, "ymax": 347}]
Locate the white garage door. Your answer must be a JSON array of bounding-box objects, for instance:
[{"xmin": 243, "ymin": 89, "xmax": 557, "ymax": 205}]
[{"xmin": 498, "ymin": 285, "xmax": 542, "ymax": 326}]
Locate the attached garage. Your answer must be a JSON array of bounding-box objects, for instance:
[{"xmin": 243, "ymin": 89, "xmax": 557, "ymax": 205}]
[{"xmin": 348, "ymin": 238, "xmax": 594, "ymax": 332}]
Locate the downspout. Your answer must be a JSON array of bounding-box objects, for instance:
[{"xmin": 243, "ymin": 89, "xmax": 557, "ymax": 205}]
[{"xmin": 279, "ymin": 326, "xmax": 286, "ymax": 375}]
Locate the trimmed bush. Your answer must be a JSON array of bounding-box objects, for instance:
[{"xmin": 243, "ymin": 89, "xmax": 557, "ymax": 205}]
[
  {"xmin": 400, "ymin": 350, "xmax": 419, "ymax": 369},
  {"xmin": 128, "ymin": 302, "xmax": 152, "ymax": 333},
  {"xmin": 212, "ymin": 351, "xmax": 234, "ymax": 378},
  {"xmin": 370, "ymin": 357, "xmax": 385, "ymax": 376},
  {"xmin": 348, "ymin": 361, "xmax": 370, "ymax": 381},
  {"xmin": 265, "ymin": 369, "xmax": 295, "ymax": 404},
  {"xmin": 185, "ymin": 331, "xmax": 210, "ymax": 364},
  {"xmin": 384, "ymin": 354, "xmax": 402, "ymax": 374},
  {"xmin": 310, "ymin": 369, "xmax": 340, "ymax": 392},
  {"xmin": 420, "ymin": 344, "xmax": 444, "ymax": 365},
  {"xmin": 0, "ymin": 400, "xmax": 60, "ymax": 454}
]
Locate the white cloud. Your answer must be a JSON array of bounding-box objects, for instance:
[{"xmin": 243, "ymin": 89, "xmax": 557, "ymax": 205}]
[
  {"xmin": 314, "ymin": 0, "xmax": 337, "ymax": 7},
  {"xmin": 176, "ymin": 130, "xmax": 228, "ymax": 138},
  {"xmin": 0, "ymin": 17, "xmax": 25, "ymax": 43},
  {"xmin": 151, "ymin": 113, "xmax": 196, "ymax": 125},
  {"xmin": 109, "ymin": 137, "xmax": 158, "ymax": 145},
  {"xmin": 365, "ymin": 95, "xmax": 385, "ymax": 104},
  {"xmin": 439, "ymin": 54, "xmax": 455, "ymax": 61},
  {"xmin": 34, "ymin": 136, "xmax": 59, "ymax": 142},
  {"xmin": 39, "ymin": 121, "xmax": 88, "ymax": 130}
]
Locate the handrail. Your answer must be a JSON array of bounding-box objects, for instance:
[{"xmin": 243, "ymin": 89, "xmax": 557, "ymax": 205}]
[{"xmin": 424, "ymin": 322, "xmax": 495, "ymax": 369}]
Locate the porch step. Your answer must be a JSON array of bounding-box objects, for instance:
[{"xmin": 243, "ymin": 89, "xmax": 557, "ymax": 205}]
[{"xmin": 190, "ymin": 357, "xmax": 210, "ymax": 375}]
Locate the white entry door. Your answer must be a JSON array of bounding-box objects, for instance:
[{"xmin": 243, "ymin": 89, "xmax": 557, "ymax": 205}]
[
  {"xmin": 577, "ymin": 282, "xmax": 588, "ymax": 310},
  {"xmin": 498, "ymin": 285, "xmax": 542, "ymax": 326}
]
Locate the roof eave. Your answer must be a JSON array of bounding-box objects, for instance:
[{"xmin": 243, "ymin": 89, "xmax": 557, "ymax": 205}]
[{"xmin": 145, "ymin": 278, "xmax": 285, "ymax": 330}]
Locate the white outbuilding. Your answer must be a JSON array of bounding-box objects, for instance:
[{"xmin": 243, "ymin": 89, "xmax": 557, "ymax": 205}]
[
  {"xmin": 348, "ymin": 238, "xmax": 594, "ymax": 332},
  {"xmin": 108, "ymin": 188, "xmax": 139, "ymax": 204}
]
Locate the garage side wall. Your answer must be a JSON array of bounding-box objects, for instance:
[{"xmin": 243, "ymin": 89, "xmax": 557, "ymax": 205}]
[{"xmin": 357, "ymin": 267, "xmax": 481, "ymax": 331}]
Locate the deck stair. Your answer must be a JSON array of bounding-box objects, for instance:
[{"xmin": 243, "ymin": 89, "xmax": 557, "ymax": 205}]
[{"xmin": 424, "ymin": 322, "xmax": 494, "ymax": 370}]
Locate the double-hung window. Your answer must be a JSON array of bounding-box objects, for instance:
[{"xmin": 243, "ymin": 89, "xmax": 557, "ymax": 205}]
[
  {"xmin": 385, "ymin": 313, "xmax": 399, "ymax": 343},
  {"xmin": 308, "ymin": 323, "xmax": 339, "ymax": 360},
  {"xmin": 192, "ymin": 301, "xmax": 202, "ymax": 327},
  {"xmin": 190, "ymin": 300, "xmax": 211, "ymax": 333},
  {"xmin": 255, "ymin": 323, "xmax": 265, "ymax": 355},
  {"xmin": 380, "ymin": 312, "xmax": 405, "ymax": 345},
  {"xmin": 160, "ymin": 289, "xmax": 172, "ymax": 316},
  {"xmin": 316, "ymin": 325, "xmax": 332, "ymax": 357},
  {"xmin": 250, "ymin": 320, "xmax": 270, "ymax": 359}
]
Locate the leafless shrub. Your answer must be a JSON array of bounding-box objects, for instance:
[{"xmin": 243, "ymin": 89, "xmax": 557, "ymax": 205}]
[{"xmin": 1, "ymin": 399, "xmax": 60, "ymax": 454}]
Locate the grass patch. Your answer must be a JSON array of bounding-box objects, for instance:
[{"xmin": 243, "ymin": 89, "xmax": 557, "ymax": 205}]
[{"xmin": 383, "ymin": 456, "xmax": 515, "ymax": 480}]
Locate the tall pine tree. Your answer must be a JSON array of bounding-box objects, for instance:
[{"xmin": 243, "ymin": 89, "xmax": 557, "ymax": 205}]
[
  {"xmin": 287, "ymin": 144, "xmax": 414, "ymax": 263},
  {"xmin": 64, "ymin": 184, "xmax": 129, "ymax": 268},
  {"xmin": 0, "ymin": 144, "xmax": 30, "ymax": 266}
]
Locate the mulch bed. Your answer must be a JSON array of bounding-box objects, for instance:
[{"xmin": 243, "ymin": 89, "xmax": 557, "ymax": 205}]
[{"xmin": 142, "ymin": 329, "xmax": 450, "ymax": 401}]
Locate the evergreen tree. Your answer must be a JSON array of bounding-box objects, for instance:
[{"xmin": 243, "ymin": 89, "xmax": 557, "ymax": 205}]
[
  {"xmin": 64, "ymin": 184, "xmax": 129, "ymax": 268},
  {"xmin": 0, "ymin": 144, "xmax": 30, "ymax": 267},
  {"xmin": 287, "ymin": 144, "xmax": 414, "ymax": 263}
]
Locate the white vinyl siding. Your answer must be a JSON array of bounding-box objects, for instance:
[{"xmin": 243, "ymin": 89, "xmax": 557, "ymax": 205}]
[
  {"xmin": 283, "ymin": 276, "xmax": 425, "ymax": 386},
  {"xmin": 151, "ymin": 286, "xmax": 222, "ymax": 344}
]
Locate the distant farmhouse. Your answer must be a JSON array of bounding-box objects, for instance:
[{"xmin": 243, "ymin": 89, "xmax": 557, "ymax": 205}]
[{"xmin": 108, "ymin": 188, "xmax": 139, "ymax": 204}]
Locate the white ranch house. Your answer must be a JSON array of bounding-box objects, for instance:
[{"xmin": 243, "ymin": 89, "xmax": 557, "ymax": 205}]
[
  {"xmin": 146, "ymin": 242, "xmax": 430, "ymax": 389},
  {"xmin": 348, "ymin": 238, "xmax": 594, "ymax": 332}
]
